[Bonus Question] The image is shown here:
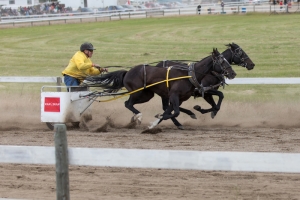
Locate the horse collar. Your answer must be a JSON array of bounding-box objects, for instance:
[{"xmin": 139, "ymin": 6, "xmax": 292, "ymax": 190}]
[{"xmin": 188, "ymin": 63, "xmax": 202, "ymax": 90}]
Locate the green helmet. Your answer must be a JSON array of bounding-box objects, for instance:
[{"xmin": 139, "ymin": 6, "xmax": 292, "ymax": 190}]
[{"xmin": 80, "ymin": 42, "xmax": 96, "ymax": 51}]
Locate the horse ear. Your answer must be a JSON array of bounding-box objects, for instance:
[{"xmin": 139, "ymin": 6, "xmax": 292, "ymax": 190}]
[
  {"xmin": 212, "ymin": 48, "xmax": 216, "ymax": 55},
  {"xmin": 214, "ymin": 48, "xmax": 219, "ymax": 54}
]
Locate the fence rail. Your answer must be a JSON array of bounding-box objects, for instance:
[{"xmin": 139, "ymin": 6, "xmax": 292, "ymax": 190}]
[
  {"xmin": 1, "ymin": 144, "xmax": 300, "ymax": 173},
  {"xmin": 1, "ymin": 4, "xmax": 298, "ymax": 28}
]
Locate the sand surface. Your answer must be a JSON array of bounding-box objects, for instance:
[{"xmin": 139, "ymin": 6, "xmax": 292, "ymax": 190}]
[{"xmin": 0, "ymin": 93, "xmax": 300, "ymax": 200}]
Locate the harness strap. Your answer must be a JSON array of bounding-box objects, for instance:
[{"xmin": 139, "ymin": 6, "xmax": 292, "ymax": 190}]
[
  {"xmin": 196, "ymin": 71, "xmax": 227, "ymax": 98},
  {"xmin": 143, "ymin": 64, "xmax": 147, "ymax": 89},
  {"xmin": 166, "ymin": 66, "xmax": 173, "ymax": 88},
  {"xmin": 163, "ymin": 60, "xmax": 167, "ymax": 68},
  {"xmin": 188, "ymin": 63, "xmax": 202, "ymax": 90},
  {"xmin": 97, "ymin": 76, "xmax": 191, "ymax": 103}
]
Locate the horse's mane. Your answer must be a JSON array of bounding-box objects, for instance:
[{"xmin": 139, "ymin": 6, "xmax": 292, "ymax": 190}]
[{"xmin": 225, "ymin": 42, "xmax": 239, "ymax": 49}]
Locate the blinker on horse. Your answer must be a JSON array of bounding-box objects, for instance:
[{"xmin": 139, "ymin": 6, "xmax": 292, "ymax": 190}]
[{"xmin": 85, "ymin": 48, "xmax": 236, "ymax": 129}]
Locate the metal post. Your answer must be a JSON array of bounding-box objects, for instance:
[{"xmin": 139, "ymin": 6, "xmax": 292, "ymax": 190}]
[{"xmin": 54, "ymin": 124, "xmax": 70, "ymax": 200}]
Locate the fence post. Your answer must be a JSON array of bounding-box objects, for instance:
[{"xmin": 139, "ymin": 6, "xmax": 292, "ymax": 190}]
[
  {"xmin": 54, "ymin": 124, "xmax": 70, "ymax": 200},
  {"xmin": 56, "ymin": 77, "xmax": 62, "ymax": 92}
]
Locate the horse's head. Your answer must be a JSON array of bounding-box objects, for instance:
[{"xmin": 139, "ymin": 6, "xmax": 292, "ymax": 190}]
[
  {"xmin": 226, "ymin": 43, "xmax": 255, "ymax": 70},
  {"xmin": 212, "ymin": 48, "xmax": 236, "ymax": 80}
]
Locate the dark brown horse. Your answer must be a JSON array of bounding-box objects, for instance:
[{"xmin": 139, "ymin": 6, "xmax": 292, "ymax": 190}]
[
  {"xmin": 156, "ymin": 43, "xmax": 255, "ymax": 129},
  {"xmin": 84, "ymin": 48, "xmax": 236, "ymax": 129}
]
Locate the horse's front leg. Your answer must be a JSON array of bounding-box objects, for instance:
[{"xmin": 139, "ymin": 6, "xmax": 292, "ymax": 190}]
[
  {"xmin": 193, "ymin": 90, "xmax": 224, "ymax": 118},
  {"xmin": 125, "ymin": 91, "xmax": 154, "ymax": 124}
]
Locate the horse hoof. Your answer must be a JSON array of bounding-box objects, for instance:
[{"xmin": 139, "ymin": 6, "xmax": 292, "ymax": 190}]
[
  {"xmin": 193, "ymin": 105, "xmax": 201, "ymax": 111},
  {"xmin": 130, "ymin": 116, "xmax": 135, "ymax": 123},
  {"xmin": 177, "ymin": 126, "xmax": 184, "ymax": 130},
  {"xmin": 190, "ymin": 114, "xmax": 197, "ymax": 119},
  {"xmin": 148, "ymin": 119, "xmax": 160, "ymax": 129},
  {"xmin": 132, "ymin": 113, "xmax": 142, "ymax": 124},
  {"xmin": 154, "ymin": 113, "xmax": 163, "ymax": 119},
  {"xmin": 211, "ymin": 112, "xmax": 216, "ymax": 119}
]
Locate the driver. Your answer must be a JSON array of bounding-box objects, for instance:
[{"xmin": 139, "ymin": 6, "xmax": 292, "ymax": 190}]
[{"xmin": 62, "ymin": 42, "xmax": 108, "ymax": 91}]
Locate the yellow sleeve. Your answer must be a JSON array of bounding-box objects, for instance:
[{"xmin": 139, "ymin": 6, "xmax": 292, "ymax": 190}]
[
  {"xmin": 85, "ymin": 67, "xmax": 101, "ymax": 76},
  {"xmin": 73, "ymin": 51, "xmax": 93, "ymax": 70}
]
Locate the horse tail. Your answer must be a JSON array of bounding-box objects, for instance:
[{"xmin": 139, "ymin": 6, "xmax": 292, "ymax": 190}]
[{"xmin": 84, "ymin": 70, "xmax": 127, "ymax": 89}]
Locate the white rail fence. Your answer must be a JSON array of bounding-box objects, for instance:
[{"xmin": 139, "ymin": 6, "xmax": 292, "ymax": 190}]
[
  {"xmin": 1, "ymin": 144, "xmax": 300, "ymax": 173},
  {"xmin": 1, "ymin": 4, "xmax": 297, "ymax": 28},
  {"xmin": 1, "ymin": 124, "xmax": 300, "ymax": 200}
]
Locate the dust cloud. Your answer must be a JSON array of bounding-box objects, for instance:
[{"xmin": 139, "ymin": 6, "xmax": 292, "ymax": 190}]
[{"xmin": 0, "ymin": 93, "xmax": 299, "ymax": 131}]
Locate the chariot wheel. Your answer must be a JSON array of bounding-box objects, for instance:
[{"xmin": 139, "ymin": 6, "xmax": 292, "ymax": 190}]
[{"xmin": 45, "ymin": 122, "xmax": 80, "ymax": 130}]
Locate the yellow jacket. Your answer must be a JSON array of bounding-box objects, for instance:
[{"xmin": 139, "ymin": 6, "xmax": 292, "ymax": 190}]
[{"xmin": 62, "ymin": 51, "xmax": 100, "ymax": 82}]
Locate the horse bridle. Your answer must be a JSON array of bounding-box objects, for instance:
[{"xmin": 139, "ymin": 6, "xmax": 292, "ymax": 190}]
[
  {"xmin": 189, "ymin": 53, "xmax": 231, "ymax": 97},
  {"xmin": 230, "ymin": 47, "xmax": 249, "ymax": 68},
  {"xmin": 212, "ymin": 54, "xmax": 232, "ymax": 77}
]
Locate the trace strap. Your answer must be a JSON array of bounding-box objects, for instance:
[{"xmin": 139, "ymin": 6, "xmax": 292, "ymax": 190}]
[{"xmin": 95, "ymin": 76, "xmax": 192, "ymax": 103}]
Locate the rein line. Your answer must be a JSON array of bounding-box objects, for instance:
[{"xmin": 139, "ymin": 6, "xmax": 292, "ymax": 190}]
[
  {"xmin": 147, "ymin": 60, "xmax": 199, "ymax": 66},
  {"xmin": 96, "ymin": 75, "xmax": 192, "ymax": 103}
]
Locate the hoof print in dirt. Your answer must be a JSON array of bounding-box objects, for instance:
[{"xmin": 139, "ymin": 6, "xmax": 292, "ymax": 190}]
[
  {"xmin": 82, "ymin": 113, "xmax": 93, "ymax": 122},
  {"xmin": 106, "ymin": 116, "xmax": 116, "ymax": 128},
  {"xmin": 123, "ymin": 121, "xmax": 138, "ymax": 129},
  {"xmin": 79, "ymin": 120, "xmax": 89, "ymax": 131},
  {"xmin": 141, "ymin": 128, "xmax": 162, "ymax": 134},
  {"xmin": 92, "ymin": 122, "xmax": 109, "ymax": 132}
]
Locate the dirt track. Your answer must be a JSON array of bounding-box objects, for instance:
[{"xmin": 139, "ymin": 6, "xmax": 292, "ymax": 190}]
[{"xmin": 0, "ymin": 94, "xmax": 300, "ymax": 200}]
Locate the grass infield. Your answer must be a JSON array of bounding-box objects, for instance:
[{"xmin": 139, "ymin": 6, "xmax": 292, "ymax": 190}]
[{"xmin": 0, "ymin": 13, "xmax": 299, "ymax": 101}]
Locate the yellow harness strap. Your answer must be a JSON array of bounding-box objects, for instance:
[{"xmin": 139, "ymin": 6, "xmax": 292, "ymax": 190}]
[
  {"xmin": 166, "ymin": 66, "xmax": 172, "ymax": 88},
  {"xmin": 98, "ymin": 75, "xmax": 192, "ymax": 103}
]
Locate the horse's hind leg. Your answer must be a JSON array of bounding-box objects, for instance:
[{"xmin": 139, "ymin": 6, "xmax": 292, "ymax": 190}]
[
  {"xmin": 160, "ymin": 97, "xmax": 183, "ymax": 129},
  {"xmin": 179, "ymin": 107, "xmax": 197, "ymax": 119},
  {"xmin": 149, "ymin": 95, "xmax": 180, "ymax": 129},
  {"xmin": 161, "ymin": 97, "xmax": 196, "ymax": 119},
  {"xmin": 125, "ymin": 90, "xmax": 154, "ymax": 124},
  {"xmin": 149, "ymin": 104, "xmax": 175, "ymax": 129},
  {"xmin": 162, "ymin": 94, "xmax": 180, "ymax": 120}
]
